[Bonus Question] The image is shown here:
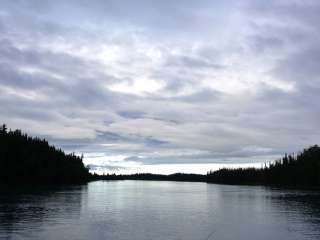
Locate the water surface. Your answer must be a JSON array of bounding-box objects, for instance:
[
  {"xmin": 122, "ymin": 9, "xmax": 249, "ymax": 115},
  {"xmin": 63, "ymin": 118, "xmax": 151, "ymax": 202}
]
[{"xmin": 1, "ymin": 181, "xmax": 320, "ymax": 240}]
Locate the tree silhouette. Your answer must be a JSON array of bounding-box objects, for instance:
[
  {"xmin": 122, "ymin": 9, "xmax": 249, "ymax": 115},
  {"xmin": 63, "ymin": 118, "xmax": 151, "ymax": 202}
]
[
  {"xmin": 0, "ymin": 124, "xmax": 7, "ymax": 134},
  {"xmin": 0, "ymin": 124, "xmax": 90, "ymax": 184},
  {"xmin": 2, "ymin": 123, "xmax": 319, "ymax": 187},
  {"xmin": 207, "ymin": 145, "xmax": 320, "ymax": 187}
]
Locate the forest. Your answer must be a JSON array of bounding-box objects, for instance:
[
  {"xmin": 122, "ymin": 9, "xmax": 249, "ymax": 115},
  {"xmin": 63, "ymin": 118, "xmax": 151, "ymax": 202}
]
[
  {"xmin": 92, "ymin": 173, "xmax": 206, "ymax": 182},
  {"xmin": 97, "ymin": 146, "xmax": 320, "ymax": 187},
  {"xmin": 0, "ymin": 124, "xmax": 90, "ymax": 184},
  {"xmin": 1, "ymin": 124, "xmax": 320, "ymax": 187},
  {"xmin": 207, "ymin": 145, "xmax": 320, "ymax": 187}
]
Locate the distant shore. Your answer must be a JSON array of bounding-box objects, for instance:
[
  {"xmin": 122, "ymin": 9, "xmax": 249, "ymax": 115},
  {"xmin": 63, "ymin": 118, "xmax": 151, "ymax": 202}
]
[
  {"xmin": 1, "ymin": 124, "xmax": 320, "ymax": 188},
  {"xmin": 92, "ymin": 145, "xmax": 320, "ymax": 188}
]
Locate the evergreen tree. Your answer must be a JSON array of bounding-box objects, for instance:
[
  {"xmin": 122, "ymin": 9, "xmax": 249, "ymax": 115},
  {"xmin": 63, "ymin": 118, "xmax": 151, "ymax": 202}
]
[
  {"xmin": 207, "ymin": 145, "xmax": 320, "ymax": 187},
  {"xmin": 0, "ymin": 124, "xmax": 90, "ymax": 184}
]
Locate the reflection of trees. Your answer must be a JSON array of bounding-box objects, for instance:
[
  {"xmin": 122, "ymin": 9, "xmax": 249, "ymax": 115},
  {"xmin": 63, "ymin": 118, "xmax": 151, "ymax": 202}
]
[
  {"xmin": 206, "ymin": 185, "xmax": 320, "ymax": 239},
  {"xmin": 0, "ymin": 185, "xmax": 87, "ymax": 238},
  {"xmin": 267, "ymin": 189, "xmax": 320, "ymax": 236}
]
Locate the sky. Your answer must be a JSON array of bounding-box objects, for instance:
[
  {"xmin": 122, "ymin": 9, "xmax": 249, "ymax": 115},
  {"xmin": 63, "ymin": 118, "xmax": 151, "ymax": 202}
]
[{"xmin": 1, "ymin": 0, "xmax": 320, "ymax": 174}]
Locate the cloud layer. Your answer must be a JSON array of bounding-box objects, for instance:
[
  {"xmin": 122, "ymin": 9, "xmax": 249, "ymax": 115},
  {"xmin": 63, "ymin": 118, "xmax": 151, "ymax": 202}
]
[{"xmin": 1, "ymin": 0, "xmax": 320, "ymax": 174}]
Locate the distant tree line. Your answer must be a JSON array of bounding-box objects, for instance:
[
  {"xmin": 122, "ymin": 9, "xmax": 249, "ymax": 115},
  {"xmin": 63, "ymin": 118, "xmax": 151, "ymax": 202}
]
[
  {"xmin": 1, "ymin": 124, "xmax": 320, "ymax": 187},
  {"xmin": 207, "ymin": 145, "xmax": 320, "ymax": 187},
  {"xmin": 0, "ymin": 124, "xmax": 90, "ymax": 184},
  {"xmin": 96, "ymin": 146, "xmax": 320, "ymax": 187},
  {"xmin": 92, "ymin": 173, "xmax": 206, "ymax": 182}
]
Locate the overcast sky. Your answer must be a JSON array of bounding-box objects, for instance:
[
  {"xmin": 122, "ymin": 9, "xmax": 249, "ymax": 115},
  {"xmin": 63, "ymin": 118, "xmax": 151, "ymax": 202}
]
[{"xmin": 1, "ymin": 0, "xmax": 320, "ymax": 174}]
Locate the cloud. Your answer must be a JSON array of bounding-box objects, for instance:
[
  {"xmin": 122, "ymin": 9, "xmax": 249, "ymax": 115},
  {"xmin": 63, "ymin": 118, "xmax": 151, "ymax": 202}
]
[
  {"xmin": 86, "ymin": 164, "xmax": 127, "ymax": 172},
  {"xmin": 1, "ymin": 0, "xmax": 320, "ymax": 173}
]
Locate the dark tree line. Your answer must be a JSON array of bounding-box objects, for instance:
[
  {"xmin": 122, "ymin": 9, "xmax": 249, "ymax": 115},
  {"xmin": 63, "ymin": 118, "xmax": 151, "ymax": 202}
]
[
  {"xmin": 207, "ymin": 145, "xmax": 320, "ymax": 187},
  {"xmin": 92, "ymin": 173, "xmax": 206, "ymax": 182},
  {"xmin": 0, "ymin": 124, "xmax": 90, "ymax": 184},
  {"xmin": 2, "ymin": 124, "xmax": 319, "ymax": 187},
  {"xmin": 92, "ymin": 146, "xmax": 320, "ymax": 187}
]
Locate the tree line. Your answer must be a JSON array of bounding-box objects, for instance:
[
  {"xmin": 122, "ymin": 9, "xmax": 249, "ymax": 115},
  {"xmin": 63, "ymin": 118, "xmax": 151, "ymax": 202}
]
[
  {"xmin": 0, "ymin": 124, "xmax": 90, "ymax": 184},
  {"xmin": 207, "ymin": 145, "xmax": 320, "ymax": 187},
  {"xmin": 95, "ymin": 146, "xmax": 320, "ymax": 187},
  {"xmin": 1, "ymin": 124, "xmax": 319, "ymax": 187},
  {"xmin": 92, "ymin": 173, "xmax": 206, "ymax": 182}
]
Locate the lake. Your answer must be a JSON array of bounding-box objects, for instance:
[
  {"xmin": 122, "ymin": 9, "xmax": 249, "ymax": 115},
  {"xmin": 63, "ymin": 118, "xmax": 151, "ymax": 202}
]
[{"xmin": 1, "ymin": 181, "xmax": 320, "ymax": 240}]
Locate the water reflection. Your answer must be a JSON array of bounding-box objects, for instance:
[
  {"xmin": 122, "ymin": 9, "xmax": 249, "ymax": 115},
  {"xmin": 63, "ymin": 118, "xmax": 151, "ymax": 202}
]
[
  {"xmin": 206, "ymin": 184, "xmax": 320, "ymax": 240},
  {"xmin": 266, "ymin": 188, "xmax": 320, "ymax": 238},
  {"xmin": 0, "ymin": 182, "xmax": 320, "ymax": 240},
  {"xmin": 0, "ymin": 185, "xmax": 87, "ymax": 239}
]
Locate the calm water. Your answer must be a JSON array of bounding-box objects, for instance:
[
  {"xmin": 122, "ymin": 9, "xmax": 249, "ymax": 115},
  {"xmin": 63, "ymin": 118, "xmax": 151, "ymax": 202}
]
[{"xmin": 1, "ymin": 181, "xmax": 320, "ymax": 240}]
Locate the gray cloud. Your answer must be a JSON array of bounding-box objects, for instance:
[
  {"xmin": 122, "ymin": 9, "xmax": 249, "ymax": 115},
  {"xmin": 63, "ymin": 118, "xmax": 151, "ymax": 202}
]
[{"xmin": 1, "ymin": 0, "xmax": 320, "ymax": 173}]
